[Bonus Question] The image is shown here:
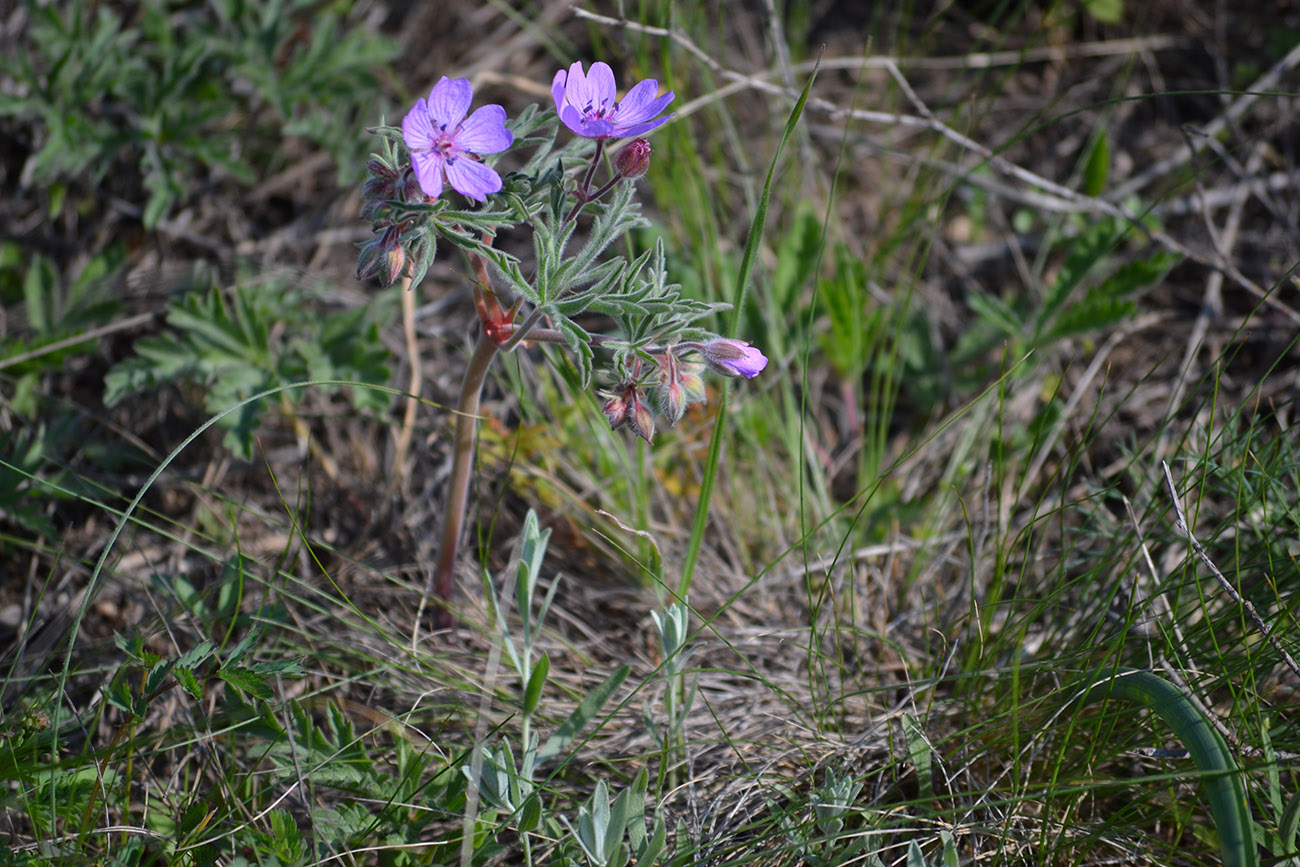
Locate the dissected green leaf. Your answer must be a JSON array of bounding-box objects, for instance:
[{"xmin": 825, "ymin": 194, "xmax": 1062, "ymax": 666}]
[
  {"xmin": 174, "ymin": 665, "xmax": 203, "ymax": 701},
  {"xmin": 217, "ymin": 666, "xmax": 273, "ymax": 701}
]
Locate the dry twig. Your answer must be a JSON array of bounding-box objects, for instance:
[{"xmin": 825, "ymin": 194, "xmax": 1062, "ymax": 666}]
[{"xmin": 1162, "ymin": 460, "xmax": 1300, "ymax": 680}]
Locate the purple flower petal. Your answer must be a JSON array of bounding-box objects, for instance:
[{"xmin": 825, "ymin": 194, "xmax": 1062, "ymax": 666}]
[
  {"xmin": 559, "ymin": 61, "xmax": 590, "ymax": 110},
  {"xmin": 444, "ymin": 157, "xmax": 503, "ymax": 202},
  {"xmin": 427, "ymin": 76, "xmax": 473, "ymax": 128},
  {"xmin": 618, "ymin": 91, "xmax": 675, "ymax": 127},
  {"xmin": 701, "ymin": 338, "xmax": 769, "ymax": 378},
  {"xmin": 551, "ymin": 68, "xmax": 569, "ymax": 115},
  {"xmin": 584, "ymin": 62, "xmax": 617, "ymax": 110},
  {"xmin": 730, "ymin": 345, "xmax": 768, "ymax": 378},
  {"xmin": 456, "ymin": 105, "xmax": 513, "ymax": 153},
  {"xmin": 557, "ymin": 104, "xmax": 587, "ymax": 137},
  {"xmin": 410, "ymin": 150, "xmax": 444, "ymax": 199},
  {"xmin": 615, "ymin": 79, "xmax": 661, "ymax": 121},
  {"xmin": 401, "ymin": 99, "xmax": 436, "ymax": 150},
  {"xmin": 612, "ymin": 115, "xmax": 673, "ymax": 138}
]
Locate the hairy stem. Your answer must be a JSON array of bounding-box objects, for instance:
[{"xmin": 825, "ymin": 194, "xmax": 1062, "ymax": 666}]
[{"xmin": 429, "ymin": 334, "xmax": 499, "ymax": 629}]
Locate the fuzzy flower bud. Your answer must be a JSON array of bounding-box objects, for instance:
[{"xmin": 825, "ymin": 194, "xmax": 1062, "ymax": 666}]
[
  {"xmin": 700, "ymin": 338, "xmax": 768, "ymax": 379},
  {"xmin": 616, "ymin": 138, "xmax": 653, "ymax": 180},
  {"xmin": 357, "ymin": 226, "xmax": 405, "ymax": 285},
  {"xmin": 602, "ymin": 392, "xmax": 631, "ymax": 430},
  {"xmin": 399, "ymin": 166, "xmax": 427, "ymax": 204},
  {"xmin": 629, "ymin": 393, "xmax": 656, "ymax": 444},
  {"xmin": 361, "ymin": 160, "xmax": 399, "ymax": 222},
  {"xmin": 384, "ymin": 238, "xmax": 408, "ymax": 285},
  {"xmin": 654, "ymin": 351, "xmax": 704, "ymax": 425},
  {"xmin": 356, "ymin": 236, "xmax": 385, "ymax": 282},
  {"xmin": 603, "ymin": 382, "xmax": 655, "ymax": 444}
]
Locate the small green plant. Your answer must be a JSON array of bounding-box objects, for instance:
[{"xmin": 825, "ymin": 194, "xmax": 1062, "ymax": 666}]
[
  {"xmin": 466, "ymin": 509, "xmax": 648, "ymax": 865},
  {"xmin": 1, "ymin": 0, "xmax": 397, "ymax": 227},
  {"xmin": 104, "ymin": 275, "xmax": 393, "ymax": 459},
  {"xmin": 961, "ymin": 217, "xmax": 1179, "ymax": 377},
  {"xmin": 645, "ymin": 599, "xmax": 696, "ymax": 793}
]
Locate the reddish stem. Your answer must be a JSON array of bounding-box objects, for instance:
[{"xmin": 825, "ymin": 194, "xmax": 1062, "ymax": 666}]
[{"xmin": 431, "ymin": 333, "xmax": 499, "ymax": 629}]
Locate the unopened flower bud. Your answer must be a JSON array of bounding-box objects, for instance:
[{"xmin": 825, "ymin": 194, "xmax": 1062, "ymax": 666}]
[
  {"xmin": 358, "ymin": 226, "xmax": 405, "ymax": 285},
  {"xmin": 603, "ymin": 392, "xmax": 632, "ymax": 430},
  {"xmin": 679, "ymin": 361, "xmax": 706, "ymax": 403},
  {"xmin": 361, "ymin": 175, "xmax": 397, "ymax": 222},
  {"xmin": 367, "ymin": 158, "xmax": 398, "ymax": 179},
  {"xmin": 655, "ymin": 350, "xmax": 699, "ymax": 425},
  {"xmin": 384, "ymin": 240, "xmax": 407, "ymax": 285},
  {"xmin": 629, "ymin": 392, "xmax": 656, "ymax": 444},
  {"xmin": 658, "ymin": 378, "xmax": 686, "ymax": 425},
  {"xmin": 615, "ymin": 138, "xmax": 652, "ymax": 180},
  {"xmin": 356, "ymin": 236, "xmax": 385, "ymax": 282},
  {"xmin": 400, "ymin": 167, "xmax": 427, "ymax": 203},
  {"xmin": 700, "ymin": 338, "xmax": 768, "ymax": 379},
  {"xmin": 604, "ymin": 383, "xmax": 655, "ymax": 444}
]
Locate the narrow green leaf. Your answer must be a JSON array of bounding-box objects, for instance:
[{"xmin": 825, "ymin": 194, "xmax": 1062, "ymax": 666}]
[
  {"xmin": 523, "ymin": 652, "xmax": 549, "ymax": 716},
  {"xmin": 679, "ymin": 59, "xmax": 819, "ymax": 599},
  {"xmin": 538, "ymin": 664, "xmax": 630, "ymax": 760},
  {"xmin": 1082, "ymin": 128, "xmax": 1109, "ymax": 197}
]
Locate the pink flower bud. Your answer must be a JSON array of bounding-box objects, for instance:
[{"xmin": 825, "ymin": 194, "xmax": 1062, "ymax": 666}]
[
  {"xmin": 654, "ymin": 351, "xmax": 704, "ymax": 425},
  {"xmin": 700, "ymin": 338, "xmax": 768, "ymax": 379},
  {"xmin": 629, "ymin": 393, "xmax": 656, "ymax": 444},
  {"xmin": 384, "ymin": 240, "xmax": 407, "ymax": 285},
  {"xmin": 657, "ymin": 378, "xmax": 686, "ymax": 425},
  {"xmin": 602, "ymin": 392, "xmax": 631, "ymax": 430},
  {"xmin": 615, "ymin": 138, "xmax": 653, "ymax": 179},
  {"xmin": 358, "ymin": 226, "xmax": 405, "ymax": 286},
  {"xmin": 603, "ymin": 383, "xmax": 655, "ymax": 443},
  {"xmin": 679, "ymin": 362, "xmax": 706, "ymax": 403}
]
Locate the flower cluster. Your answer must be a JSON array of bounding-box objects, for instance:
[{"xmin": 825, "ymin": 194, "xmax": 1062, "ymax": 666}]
[
  {"xmin": 601, "ymin": 339, "xmax": 768, "ymax": 443},
  {"xmin": 359, "ymin": 62, "xmax": 769, "ymax": 447}
]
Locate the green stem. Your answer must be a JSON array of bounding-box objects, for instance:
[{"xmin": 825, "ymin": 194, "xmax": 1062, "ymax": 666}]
[
  {"xmin": 1073, "ymin": 667, "xmax": 1257, "ymax": 867},
  {"xmin": 677, "ymin": 64, "xmax": 818, "ymax": 600}
]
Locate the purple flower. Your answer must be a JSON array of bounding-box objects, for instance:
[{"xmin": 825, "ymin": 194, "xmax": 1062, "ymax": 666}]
[
  {"xmin": 551, "ymin": 61, "xmax": 675, "ymax": 139},
  {"xmin": 402, "ymin": 77, "xmax": 513, "ymax": 202},
  {"xmin": 700, "ymin": 339, "xmax": 768, "ymax": 379}
]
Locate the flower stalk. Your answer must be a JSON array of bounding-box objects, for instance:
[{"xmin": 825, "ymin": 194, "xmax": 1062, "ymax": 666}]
[
  {"xmin": 361, "ymin": 62, "xmax": 770, "ymax": 627},
  {"xmin": 430, "ymin": 330, "xmax": 498, "ymax": 629}
]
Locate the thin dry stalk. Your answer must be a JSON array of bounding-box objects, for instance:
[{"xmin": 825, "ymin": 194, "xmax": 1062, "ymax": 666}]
[
  {"xmin": 1161, "ymin": 460, "xmax": 1300, "ymax": 680},
  {"xmin": 391, "ymin": 273, "xmax": 420, "ymax": 490}
]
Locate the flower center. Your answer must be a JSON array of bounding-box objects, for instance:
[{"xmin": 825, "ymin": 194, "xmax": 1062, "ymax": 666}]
[{"xmin": 583, "ymin": 97, "xmax": 619, "ymax": 121}]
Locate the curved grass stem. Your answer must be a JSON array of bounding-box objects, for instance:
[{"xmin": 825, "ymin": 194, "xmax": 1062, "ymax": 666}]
[{"xmin": 1074, "ymin": 667, "xmax": 1257, "ymax": 867}]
